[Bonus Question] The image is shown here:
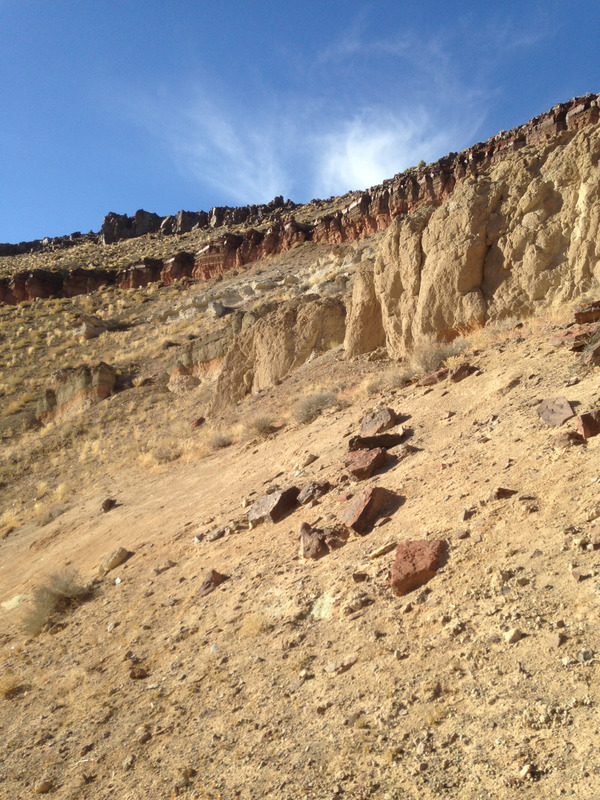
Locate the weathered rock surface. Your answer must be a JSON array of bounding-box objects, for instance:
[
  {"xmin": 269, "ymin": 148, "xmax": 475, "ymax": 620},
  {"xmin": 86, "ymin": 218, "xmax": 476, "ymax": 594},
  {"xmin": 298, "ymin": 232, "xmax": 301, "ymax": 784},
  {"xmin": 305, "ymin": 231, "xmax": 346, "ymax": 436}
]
[
  {"xmin": 348, "ymin": 431, "xmax": 407, "ymax": 451},
  {"xmin": 38, "ymin": 362, "xmax": 117, "ymax": 423},
  {"xmin": 345, "ymin": 447, "xmax": 388, "ymax": 480},
  {"xmin": 390, "ymin": 539, "xmax": 447, "ymax": 596},
  {"xmin": 537, "ymin": 397, "xmax": 575, "ymax": 427},
  {"xmin": 574, "ymin": 410, "xmax": 600, "ymax": 438},
  {"xmin": 98, "ymin": 547, "xmax": 134, "ymax": 576},
  {"xmin": 247, "ymin": 487, "xmax": 300, "ymax": 526},
  {"xmin": 299, "ymin": 522, "xmax": 349, "ymax": 560},
  {"xmin": 339, "ymin": 486, "xmax": 398, "ymax": 534},
  {"xmin": 359, "ymin": 408, "xmax": 398, "ymax": 436},
  {"xmin": 209, "ymin": 296, "xmax": 346, "ymax": 409}
]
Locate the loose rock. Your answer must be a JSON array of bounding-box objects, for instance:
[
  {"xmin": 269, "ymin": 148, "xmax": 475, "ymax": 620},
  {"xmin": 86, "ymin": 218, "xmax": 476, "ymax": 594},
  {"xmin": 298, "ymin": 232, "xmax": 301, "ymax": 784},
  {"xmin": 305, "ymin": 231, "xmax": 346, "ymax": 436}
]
[
  {"xmin": 537, "ymin": 397, "xmax": 574, "ymax": 427},
  {"xmin": 340, "ymin": 486, "xmax": 398, "ymax": 534},
  {"xmin": 247, "ymin": 487, "xmax": 300, "ymax": 525},
  {"xmin": 345, "ymin": 447, "xmax": 388, "ymax": 480},
  {"xmin": 98, "ymin": 546, "xmax": 134, "ymax": 577},
  {"xmin": 390, "ymin": 540, "xmax": 447, "ymax": 596},
  {"xmin": 359, "ymin": 408, "xmax": 397, "ymax": 436}
]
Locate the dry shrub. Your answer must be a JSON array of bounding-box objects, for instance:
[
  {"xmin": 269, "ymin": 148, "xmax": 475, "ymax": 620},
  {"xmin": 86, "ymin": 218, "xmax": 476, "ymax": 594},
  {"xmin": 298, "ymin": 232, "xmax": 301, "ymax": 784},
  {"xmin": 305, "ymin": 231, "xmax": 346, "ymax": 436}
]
[
  {"xmin": 244, "ymin": 414, "xmax": 275, "ymax": 438},
  {"xmin": 292, "ymin": 391, "xmax": 338, "ymax": 424},
  {"xmin": 364, "ymin": 366, "xmax": 416, "ymax": 396},
  {"xmin": 22, "ymin": 569, "xmax": 91, "ymax": 637},
  {"xmin": 408, "ymin": 335, "xmax": 468, "ymax": 375},
  {"xmin": 0, "ymin": 672, "xmax": 28, "ymax": 700},
  {"xmin": 208, "ymin": 431, "xmax": 233, "ymax": 450}
]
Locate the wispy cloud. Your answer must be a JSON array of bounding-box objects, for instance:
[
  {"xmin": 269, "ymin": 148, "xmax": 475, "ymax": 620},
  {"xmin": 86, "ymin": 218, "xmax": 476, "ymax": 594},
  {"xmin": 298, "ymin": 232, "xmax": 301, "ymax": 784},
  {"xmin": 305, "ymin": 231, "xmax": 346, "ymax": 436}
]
[{"xmin": 122, "ymin": 13, "xmax": 548, "ymax": 207}]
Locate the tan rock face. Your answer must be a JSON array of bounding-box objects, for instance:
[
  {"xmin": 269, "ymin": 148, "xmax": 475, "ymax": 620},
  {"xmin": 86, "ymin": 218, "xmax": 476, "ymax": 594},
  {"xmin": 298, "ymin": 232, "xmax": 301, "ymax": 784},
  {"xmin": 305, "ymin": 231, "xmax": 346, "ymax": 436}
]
[
  {"xmin": 37, "ymin": 362, "xmax": 117, "ymax": 423},
  {"xmin": 345, "ymin": 125, "xmax": 600, "ymax": 358},
  {"xmin": 210, "ymin": 296, "xmax": 345, "ymax": 409}
]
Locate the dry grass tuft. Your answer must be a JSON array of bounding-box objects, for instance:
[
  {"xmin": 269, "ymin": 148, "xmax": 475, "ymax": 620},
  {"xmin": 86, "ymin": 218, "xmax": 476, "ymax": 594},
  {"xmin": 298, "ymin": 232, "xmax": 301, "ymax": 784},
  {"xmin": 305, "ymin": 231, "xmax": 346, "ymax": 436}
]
[
  {"xmin": 244, "ymin": 414, "xmax": 276, "ymax": 439},
  {"xmin": 408, "ymin": 335, "xmax": 469, "ymax": 375},
  {"xmin": 21, "ymin": 569, "xmax": 92, "ymax": 637},
  {"xmin": 0, "ymin": 672, "xmax": 28, "ymax": 700},
  {"xmin": 292, "ymin": 391, "xmax": 338, "ymax": 424}
]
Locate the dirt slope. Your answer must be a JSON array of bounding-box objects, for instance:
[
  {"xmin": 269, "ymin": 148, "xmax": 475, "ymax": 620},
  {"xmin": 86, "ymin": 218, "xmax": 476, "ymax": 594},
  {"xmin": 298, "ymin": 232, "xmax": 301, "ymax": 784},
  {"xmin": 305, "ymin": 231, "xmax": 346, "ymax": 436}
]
[{"xmin": 2, "ymin": 314, "xmax": 600, "ymax": 800}]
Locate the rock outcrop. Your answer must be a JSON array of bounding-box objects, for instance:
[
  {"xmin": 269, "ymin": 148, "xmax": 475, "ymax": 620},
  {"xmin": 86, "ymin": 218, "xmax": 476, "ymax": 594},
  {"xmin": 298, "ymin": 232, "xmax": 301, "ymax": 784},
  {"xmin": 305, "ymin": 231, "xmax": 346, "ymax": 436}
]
[
  {"xmin": 37, "ymin": 362, "xmax": 117, "ymax": 423},
  {"xmin": 345, "ymin": 110, "xmax": 600, "ymax": 357},
  {"xmin": 2, "ymin": 94, "xmax": 600, "ymax": 309},
  {"xmin": 209, "ymin": 295, "xmax": 346, "ymax": 410}
]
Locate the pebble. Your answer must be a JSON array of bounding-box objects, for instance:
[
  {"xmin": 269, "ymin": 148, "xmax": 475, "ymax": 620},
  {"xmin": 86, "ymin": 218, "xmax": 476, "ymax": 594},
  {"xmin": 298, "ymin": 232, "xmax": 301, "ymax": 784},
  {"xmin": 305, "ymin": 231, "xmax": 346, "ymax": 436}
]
[
  {"xmin": 504, "ymin": 628, "xmax": 523, "ymax": 644},
  {"xmin": 34, "ymin": 779, "xmax": 53, "ymax": 794},
  {"xmin": 519, "ymin": 763, "xmax": 532, "ymax": 779}
]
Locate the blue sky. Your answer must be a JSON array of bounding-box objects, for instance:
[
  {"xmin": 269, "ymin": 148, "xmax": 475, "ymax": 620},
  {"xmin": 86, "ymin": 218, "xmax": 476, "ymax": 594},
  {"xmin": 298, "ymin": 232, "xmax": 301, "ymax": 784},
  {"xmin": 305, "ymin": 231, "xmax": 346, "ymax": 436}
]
[{"xmin": 1, "ymin": 0, "xmax": 599, "ymax": 243}]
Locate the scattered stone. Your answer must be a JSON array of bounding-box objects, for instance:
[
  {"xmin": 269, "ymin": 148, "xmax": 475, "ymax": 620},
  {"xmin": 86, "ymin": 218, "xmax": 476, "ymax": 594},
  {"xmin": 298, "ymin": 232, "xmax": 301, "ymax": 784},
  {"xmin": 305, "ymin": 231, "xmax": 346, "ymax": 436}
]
[
  {"xmin": 98, "ymin": 546, "xmax": 134, "ymax": 576},
  {"xmin": 366, "ymin": 540, "xmax": 397, "ymax": 559},
  {"xmin": 299, "ymin": 522, "xmax": 349, "ymax": 560},
  {"xmin": 348, "ymin": 431, "xmax": 407, "ymax": 451},
  {"xmin": 449, "ymin": 362, "xmax": 472, "ymax": 382},
  {"xmin": 247, "ymin": 486, "xmax": 300, "ymax": 525},
  {"xmin": 297, "ymin": 480, "xmax": 332, "ymax": 505},
  {"xmin": 341, "ymin": 590, "xmax": 374, "ymax": 615},
  {"xmin": 549, "ymin": 632, "xmax": 566, "ymax": 649},
  {"xmin": 573, "ymin": 299, "xmax": 600, "ymax": 324},
  {"xmin": 462, "ymin": 506, "xmax": 476, "ymax": 521},
  {"xmin": 440, "ymin": 411, "xmax": 455, "ymax": 420},
  {"xmin": 390, "ymin": 540, "xmax": 447, "ymax": 596},
  {"xmin": 76, "ymin": 313, "xmax": 109, "ymax": 341},
  {"xmin": 297, "ymin": 453, "xmax": 318, "ymax": 469},
  {"xmin": 519, "ymin": 764, "xmax": 532, "ymax": 780},
  {"xmin": 359, "ymin": 408, "xmax": 398, "ymax": 436},
  {"xmin": 340, "ymin": 486, "xmax": 398, "ymax": 534},
  {"xmin": 345, "ymin": 447, "xmax": 388, "ymax": 480},
  {"xmin": 574, "ymin": 410, "xmax": 600, "ymax": 439},
  {"xmin": 34, "ymin": 779, "xmax": 53, "ymax": 794},
  {"xmin": 191, "ymin": 416, "xmax": 205, "ymax": 428},
  {"xmin": 323, "ymin": 656, "xmax": 358, "ymax": 675},
  {"xmin": 504, "ymin": 628, "xmax": 523, "ymax": 644},
  {"xmin": 129, "ymin": 667, "xmax": 148, "ymax": 679},
  {"xmin": 577, "ymin": 649, "xmax": 594, "ymax": 662},
  {"xmin": 537, "ymin": 397, "xmax": 575, "ymax": 427},
  {"xmin": 488, "ymin": 487, "xmax": 518, "ymax": 501},
  {"xmin": 418, "ymin": 368, "xmax": 449, "ymax": 386},
  {"xmin": 571, "ymin": 568, "xmax": 584, "ymax": 583},
  {"xmin": 153, "ymin": 559, "xmax": 176, "ymax": 575},
  {"xmin": 454, "ymin": 529, "xmax": 470, "ymax": 540},
  {"xmin": 206, "ymin": 528, "xmax": 226, "ymax": 543},
  {"xmin": 101, "ymin": 497, "xmax": 117, "ymax": 513},
  {"xmin": 196, "ymin": 569, "xmax": 229, "ymax": 597}
]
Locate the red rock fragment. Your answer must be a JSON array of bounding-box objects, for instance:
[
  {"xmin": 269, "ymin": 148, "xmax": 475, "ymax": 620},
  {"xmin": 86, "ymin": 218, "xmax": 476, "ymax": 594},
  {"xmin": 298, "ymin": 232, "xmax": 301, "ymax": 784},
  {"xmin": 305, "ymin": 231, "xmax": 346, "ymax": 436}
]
[
  {"xmin": 574, "ymin": 410, "xmax": 600, "ymax": 439},
  {"xmin": 297, "ymin": 481, "xmax": 332, "ymax": 505},
  {"xmin": 390, "ymin": 540, "xmax": 447, "ymax": 596},
  {"xmin": 537, "ymin": 397, "xmax": 574, "ymax": 427},
  {"xmin": 197, "ymin": 569, "xmax": 228, "ymax": 597},
  {"xmin": 345, "ymin": 447, "xmax": 388, "ymax": 480},
  {"xmin": 359, "ymin": 408, "xmax": 398, "ymax": 437},
  {"xmin": 548, "ymin": 324, "xmax": 597, "ymax": 350},
  {"xmin": 129, "ymin": 667, "xmax": 148, "ymax": 680},
  {"xmin": 573, "ymin": 300, "xmax": 600, "ymax": 324},
  {"xmin": 449, "ymin": 363, "xmax": 472, "ymax": 382},
  {"xmin": 417, "ymin": 368, "xmax": 449, "ymax": 387},
  {"xmin": 583, "ymin": 342, "xmax": 600, "ymax": 366},
  {"xmin": 340, "ymin": 486, "xmax": 397, "ymax": 534},
  {"xmin": 247, "ymin": 487, "xmax": 300, "ymax": 525},
  {"xmin": 348, "ymin": 431, "xmax": 407, "ymax": 451}
]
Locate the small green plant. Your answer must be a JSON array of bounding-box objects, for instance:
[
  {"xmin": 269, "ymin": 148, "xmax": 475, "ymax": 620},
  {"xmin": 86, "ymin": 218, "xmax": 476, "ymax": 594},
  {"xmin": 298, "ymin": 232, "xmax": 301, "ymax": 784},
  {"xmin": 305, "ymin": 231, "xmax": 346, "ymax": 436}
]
[{"xmin": 22, "ymin": 569, "xmax": 91, "ymax": 637}]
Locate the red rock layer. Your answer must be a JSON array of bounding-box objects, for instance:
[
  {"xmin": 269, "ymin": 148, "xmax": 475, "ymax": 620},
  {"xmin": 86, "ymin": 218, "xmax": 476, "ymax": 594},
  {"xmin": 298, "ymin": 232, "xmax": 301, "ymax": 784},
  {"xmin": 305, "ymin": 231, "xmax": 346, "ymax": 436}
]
[{"xmin": 1, "ymin": 94, "xmax": 599, "ymax": 305}]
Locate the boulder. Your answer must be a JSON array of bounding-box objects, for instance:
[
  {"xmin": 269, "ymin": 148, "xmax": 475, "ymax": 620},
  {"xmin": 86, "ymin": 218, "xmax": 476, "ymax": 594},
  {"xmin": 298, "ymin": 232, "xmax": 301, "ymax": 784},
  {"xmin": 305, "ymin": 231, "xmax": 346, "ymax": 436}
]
[
  {"xmin": 348, "ymin": 431, "xmax": 407, "ymax": 451},
  {"xmin": 247, "ymin": 487, "xmax": 300, "ymax": 525},
  {"xmin": 38, "ymin": 362, "xmax": 117, "ymax": 423},
  {"xmin": 390, "ymin": 540, "xmax": 447, "ymax": 596},
  {"xmin": 345, "ymin": 447, "xmax": 388, "ymax": 480},
  {"xmin": 574, "ymin": 410, "xmax": 600, "ymax": 439},
  {"xmin": 339, "ymin": 486, "xmax": 398, "ymax": 534},
  {"xmin": 359, "ymin": 408, "xmax": 397, "ymax": 436},
  {"xmin": 299, "ymin": 522, "xmax": 349, "ymax": 560},
  {"xmin": 537, "ymin": 397, "xmax": 574, "ymax": 427}
]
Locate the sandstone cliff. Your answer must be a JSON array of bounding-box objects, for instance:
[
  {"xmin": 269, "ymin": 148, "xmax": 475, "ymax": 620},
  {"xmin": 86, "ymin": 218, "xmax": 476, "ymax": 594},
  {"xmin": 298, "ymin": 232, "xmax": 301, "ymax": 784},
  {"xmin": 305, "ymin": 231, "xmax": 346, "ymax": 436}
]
[{"xmin": 345, "ymin": 123, "xmax": 600, "ymax": 357}]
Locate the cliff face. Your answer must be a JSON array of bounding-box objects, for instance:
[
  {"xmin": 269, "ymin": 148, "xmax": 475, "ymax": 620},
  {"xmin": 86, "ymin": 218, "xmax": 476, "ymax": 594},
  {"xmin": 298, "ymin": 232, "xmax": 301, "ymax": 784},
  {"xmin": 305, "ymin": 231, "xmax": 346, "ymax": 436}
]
[
  {"xmin": 345, "ymin": 121, "xmax": 600, "ymax": 357},
  {"xmin": 1, "ymin": 93, "xmax": 599, "ymax": 306}
]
